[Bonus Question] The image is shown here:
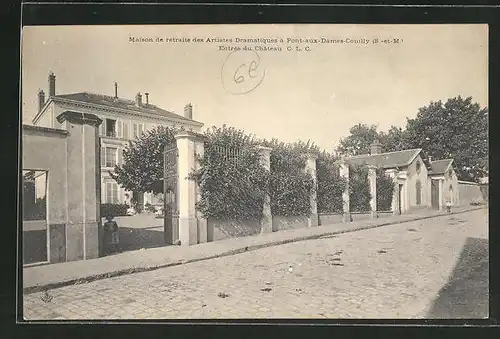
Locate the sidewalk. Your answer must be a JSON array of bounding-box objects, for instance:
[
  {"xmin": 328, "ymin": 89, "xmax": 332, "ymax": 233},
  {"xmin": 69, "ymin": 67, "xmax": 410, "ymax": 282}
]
[{"xmin": 23, "ymin": 205, "xmax": 484, "ymax": 294}]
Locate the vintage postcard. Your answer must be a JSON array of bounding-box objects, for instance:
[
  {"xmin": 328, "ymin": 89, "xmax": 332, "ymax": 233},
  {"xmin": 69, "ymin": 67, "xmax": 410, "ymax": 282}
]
[{"xmin": 21, "ymin": 24, "xmax": 488, "ymax": 320}]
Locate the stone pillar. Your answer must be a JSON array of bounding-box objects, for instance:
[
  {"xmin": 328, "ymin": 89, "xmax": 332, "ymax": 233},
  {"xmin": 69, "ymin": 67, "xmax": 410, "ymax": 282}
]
[
  {"xmin": 306, "ymin": 153, "xmax": 318, "ymax": 227},
  {"xmin": 386, "ymin": 169, "xmax": 399, "ymax": 215},
  {"xmin": 175, "ymin": 131, "xmax": 200, "ymax": 246},
  {"xmin": 438, "ymin": 178, "xmax": 444, "ymax": 210},
  {"xmin": 427, "ymin": 177, "xmax": 432, "ymax": 208},
  {"xmin": 339, "ymin": 160, "xmax": 351, "ymax": 223},
  {"xmin": 368, "ymin": 165, "xmax": 378, "ymax": 219},
  {"xmin": 56, "ymin": 111, "xmax": 102, "ymax": 261},
  {"xmin": 194, "ymin": 136, "xmax": 208, "ymax": 243},
  {"xmin": 257, "ymin": 146, "xmax": 273, "ymax": 234}
]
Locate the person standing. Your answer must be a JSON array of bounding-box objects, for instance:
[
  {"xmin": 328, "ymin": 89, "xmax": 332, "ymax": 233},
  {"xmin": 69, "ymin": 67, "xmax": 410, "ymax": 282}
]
[{"xmin": 104, "ymin": 215, "xmax": 121, "ymax": 253}]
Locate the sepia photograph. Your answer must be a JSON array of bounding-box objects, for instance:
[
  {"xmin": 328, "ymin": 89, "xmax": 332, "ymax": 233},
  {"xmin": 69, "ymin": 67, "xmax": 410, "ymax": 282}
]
[{"xmin": 20, "ymin": 23, "xmax": 488, "ymax": 320}]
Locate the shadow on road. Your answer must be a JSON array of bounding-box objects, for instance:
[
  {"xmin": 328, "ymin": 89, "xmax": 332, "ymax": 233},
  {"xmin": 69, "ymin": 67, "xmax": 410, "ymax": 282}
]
[
  {"xmin": 426, "ymin": 237, "xmax": 489, "ymax": 319},
  {"xmin": 118, "ymin": 227, "xmax": 168, "ymax": 252}
]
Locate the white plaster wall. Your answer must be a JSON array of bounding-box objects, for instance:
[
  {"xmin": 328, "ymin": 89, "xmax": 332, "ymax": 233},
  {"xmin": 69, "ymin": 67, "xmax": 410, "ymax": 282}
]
[{"xmin": 406, "ymin": 154, "xmax": 429, "ymax": 208}]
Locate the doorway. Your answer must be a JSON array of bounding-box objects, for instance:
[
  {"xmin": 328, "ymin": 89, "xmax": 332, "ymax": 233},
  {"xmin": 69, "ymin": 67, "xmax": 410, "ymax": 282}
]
[
  {"xmin": 431, "ymin": 180, "xmax": 440, "ymax": 209},
  {"xmin": 22, "ymin": 170, "xmax": 48, "ymax": 265},
  {"xmin": 398, "ymin": 184, "xmax": 403, "ymax": 214}
]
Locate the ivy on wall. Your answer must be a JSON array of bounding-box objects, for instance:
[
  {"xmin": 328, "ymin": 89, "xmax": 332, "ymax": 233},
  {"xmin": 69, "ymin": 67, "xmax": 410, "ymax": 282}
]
[
  {"xmin": 316, "ymin": 152, "xmax": 346, "ymax": 214},
  {"xmin": 376, "ymin": 168, "xmax": 395, "ymax": 212},
  {"xmin": 261, "ymin": 139, "xmax": 315, "ymax": 217},
  {"xmin": 349, "ymin": 164, "xmax": 371, "ymax": 212},
  {"xmin": 189, "ymin": 125, "xmax": 269, "ymax": 220}
]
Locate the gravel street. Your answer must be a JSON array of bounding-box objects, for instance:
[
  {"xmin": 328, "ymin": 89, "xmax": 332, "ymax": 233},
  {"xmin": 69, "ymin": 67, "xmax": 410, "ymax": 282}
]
[{"xmin": 23, "ymin": 209, "xmax": 488, "ymax": 320}]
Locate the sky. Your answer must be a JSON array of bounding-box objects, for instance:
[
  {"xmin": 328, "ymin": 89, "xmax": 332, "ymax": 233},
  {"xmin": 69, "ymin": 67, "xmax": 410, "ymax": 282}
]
[{"xmin": 21, "ymin": 24, "xmax": 488, "ymax": 152}]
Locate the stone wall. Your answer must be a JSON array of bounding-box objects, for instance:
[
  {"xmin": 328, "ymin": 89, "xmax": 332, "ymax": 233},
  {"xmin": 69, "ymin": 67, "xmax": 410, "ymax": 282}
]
[
  {"xmin": 458, "ymin": 181, "xmax": 485, "ymax": 205},
  {"xmin": 22, "ymin": 111, "xmax": 102, "ymax": 264}
]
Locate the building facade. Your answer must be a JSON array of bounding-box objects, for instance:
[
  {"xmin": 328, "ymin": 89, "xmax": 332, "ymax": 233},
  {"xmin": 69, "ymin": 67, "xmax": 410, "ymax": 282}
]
[
  {"xmin": 343, "ymin": 141, "xmax": 431, "ymax": 214},
  {"xmin": 32, "ymin": 72, "xmax": 204, "ymax": 208},
  {"xmin": 428, "ymin": 158, "xmax": 460, "ymax": 208}
]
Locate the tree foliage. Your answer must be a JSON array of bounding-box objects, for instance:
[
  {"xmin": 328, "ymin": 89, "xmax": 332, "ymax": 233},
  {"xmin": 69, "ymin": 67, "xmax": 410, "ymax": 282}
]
[
  {"xmin": 349, "ymin": 165, "xmax": 371, "ymax": 212},
  {"xmin": 260, "ymin": 139, "xmax": 315, "ymax": 217},
  {"xmin": 316, "ymin": 152, "xmax": 346, "ymax": 214},
  {"xmin": 336, "ymin": 96, "xmax": 488, "ymax": 182},
  {"xmin": 336, "ymin": 124, "xmax": 380, "ymax": 156},
  {"xmin": 404, "ymin": 96, "xmax": 488, "ymax": 182},
  {"xmin": 376, "ymin": 168, "xmax": 395, "ymax": 211},
  {"xmin": 189, "ymin": 125, "xmax": 268, "ymax": 220},
  {"xmin": 111, "ymin": 125, "xmax": 181, "ymax": 194}
]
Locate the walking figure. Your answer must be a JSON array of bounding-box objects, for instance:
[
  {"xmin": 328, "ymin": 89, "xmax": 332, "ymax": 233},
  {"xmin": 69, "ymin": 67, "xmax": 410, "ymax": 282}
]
[
  {"xmin": 104, "ymin": 215, "xmax": 121, "ymax": 254},
  {"xmin": 445, "ymin": 199, "xmax": 452, "ymax": 213}
]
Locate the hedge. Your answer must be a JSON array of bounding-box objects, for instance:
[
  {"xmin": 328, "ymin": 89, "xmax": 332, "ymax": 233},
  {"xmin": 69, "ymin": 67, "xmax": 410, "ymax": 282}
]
[
  {"xmin": 101, "ymin": 203, "xmax": 129, "ymax": 217},
  {"xmin": 264, "ymin": 140, "xmax": 315, "ymax": 217},
  {"xmin": 349, "ymin": 165, "xmax": 371, "ymax": 212},
  {"xmin": 316, "ymin": 152, "xmax": 346, "ymax": 214},
  {"xmin": 190, "ymin": 125, "xmax": 269, "ymax": 220},
  {"xmin": 376, "ymin": 168, "xmax": 395, "ymax": 211}
]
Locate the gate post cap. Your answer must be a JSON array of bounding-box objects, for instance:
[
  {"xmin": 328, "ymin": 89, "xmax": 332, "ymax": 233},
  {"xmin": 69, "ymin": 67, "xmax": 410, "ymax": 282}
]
[{"xmin": 174, "ymin": 130, "xmax": 205, "ymax": 141}]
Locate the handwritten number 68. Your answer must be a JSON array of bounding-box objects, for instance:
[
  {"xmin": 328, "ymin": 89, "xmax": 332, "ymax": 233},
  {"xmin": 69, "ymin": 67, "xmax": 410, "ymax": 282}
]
[{"xmin": 234, "ymin": 60, "xmax": 259, "ymax": 84}]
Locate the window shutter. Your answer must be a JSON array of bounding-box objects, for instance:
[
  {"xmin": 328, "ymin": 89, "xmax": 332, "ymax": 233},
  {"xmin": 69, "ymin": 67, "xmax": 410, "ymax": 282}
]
[
  {"xmin": 100, "ymin": 147, "xmax": 105, "ymax": 167},
  {"xmin": 133, "ymin": 124, "xmax": 138, "ymax": 139},
  {"xmin": 105, "ymin": 183, "xmax": 111, "ymax": 203},
  {"xmin": 139, "ymin": 124, "xmax": 144, "ymax": 136},
  {"xmin": 123, "ymin": 121, "xmax": 129, "ymax": 139},
  {"xmin": 112, "ymin": 183, "xmax": 118, "ymax": 203},
  {"xmin": 100, "ymin": 120, "xmax": 106, "ymax": 136},
  {"xmin": 117, "ymin": 120, "xmax": 123, "ymax": 138},
  {"xmin": 118, "ymin": 148, "xmax": 123, "ymax": 165}
]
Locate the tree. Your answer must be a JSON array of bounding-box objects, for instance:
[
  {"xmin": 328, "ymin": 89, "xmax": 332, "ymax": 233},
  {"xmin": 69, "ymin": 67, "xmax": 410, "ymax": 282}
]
[
  {"xmin": 111, "ymin": 125, "xmax": 181, "ymax": 194},
  {"xmin": 336, "ymin": 96, "xmax": 488, "ymax": 182},
  {"xmin": 404, "ymin": 96, "xmax": 488, "ymax": 182},
  {"xmin": 378, "ymin": 126, "xmax": 411, "ymax": 153},
  {"xmin": 336, "ymin": 123, "xmax": 411, "ymax": 156},
  {"xmin": 335, "ymin": 124, "xmax": 380, "ymax": 156}
]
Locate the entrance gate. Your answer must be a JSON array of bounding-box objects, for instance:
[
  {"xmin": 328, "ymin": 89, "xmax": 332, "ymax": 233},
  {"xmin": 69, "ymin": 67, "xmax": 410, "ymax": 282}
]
[{"xmin": 163, "ymin": 142, "xmax": 179, "ymax": 244}]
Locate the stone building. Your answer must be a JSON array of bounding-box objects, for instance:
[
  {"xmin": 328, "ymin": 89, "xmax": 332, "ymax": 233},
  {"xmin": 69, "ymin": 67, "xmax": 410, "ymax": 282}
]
[
  {"xmin": 31, "ymin": 72, "xmax": 204, "ymax": 208},
  {"xmin": 428, "ymin": 158, "xmax": 460, "ymax": 208},
  {"xmin": 22, "ymin": 112, "xmax": 102, "ymax": 264},
  {"xmin": 342, "ymin": 140, "xmax": 431, "ymax": 214}
]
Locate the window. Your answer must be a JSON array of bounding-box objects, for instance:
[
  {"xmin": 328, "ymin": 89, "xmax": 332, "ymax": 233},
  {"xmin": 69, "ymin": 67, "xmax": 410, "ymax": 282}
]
[
  {"xmin": 416, "ymin": 161, "xmax": 421, "ymax": 173},
  {"xmin": 123, "ymin": 122, "xmax": 129, "ymax": 139},
  {"xmin": 415, "ymin": 180, "xmax": 422, "ymax": 205},
  {"xmin": 101, "ymin": 147, "xmax": 118, "ymax": 168},
  {"xmin": 448, "ymin": 168, "xmax": 453, "ymax": 178},
  {"xmin": 22, "ymin": 170, "xmax": 47, "ymax": 221},
  {"xmin": 106, "ymin": 147, "xmax": 117, "ymax": 167},
  {"xmin": 106, "ymin": 119, "xmax": 116, "ymax": 137},
  {"xmin": 133, "ymin": 123, "xmax": 144, "ymax": 139},
  {"xmin": 99, "ymin": 119, "xmax": 106, "ymax": 136},
  {"xmin": 105, "ymin": 182, "xmax": 119, "ymax": 203}
]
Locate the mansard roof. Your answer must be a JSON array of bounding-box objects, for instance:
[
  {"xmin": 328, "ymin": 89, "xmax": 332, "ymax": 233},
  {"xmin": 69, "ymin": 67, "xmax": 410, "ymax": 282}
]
[{"xmin": 49, "ymin": 92, "xmax": 202, "ymax": 125}]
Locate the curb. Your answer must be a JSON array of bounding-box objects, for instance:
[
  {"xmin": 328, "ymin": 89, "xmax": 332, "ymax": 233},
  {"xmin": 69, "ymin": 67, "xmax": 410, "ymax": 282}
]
[{"xmin": 23, "ymin": 207, "xmax": 484, "ymax": 294}]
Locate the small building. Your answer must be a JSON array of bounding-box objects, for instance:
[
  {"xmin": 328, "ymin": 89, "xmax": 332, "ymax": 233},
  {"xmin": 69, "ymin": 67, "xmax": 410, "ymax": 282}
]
[
  {"xmin": 343, "ymin": 140, "xmax": 431, "ymax": 214},
  {"xmin": 31, "ymin": 72, "xmax": 204, "ymax": 209},
  {"xmin": 428, "ymin": 158, "xmax": 460, "ymax": 208}
]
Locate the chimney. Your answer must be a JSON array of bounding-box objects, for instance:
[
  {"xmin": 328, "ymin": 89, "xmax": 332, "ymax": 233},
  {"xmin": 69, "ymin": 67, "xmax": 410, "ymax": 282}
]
[
  {"xmin": 370, "ymin": 139, "xmax": 382, "ymax": 155},
  {"xmin": 428, "ymin": 156, "xmax": 433, "ymax": 163},
  {"xmin": 38, "ymin": 89, "xmax": 45, "ymax": 112},
  {"xmin": 114, "ymin": 82, "xmax": 118, "ymax": 98},
  {"xmin": 184, "ymin": 103, "xmax": 193, "ymax": 119},
  {"xmin": 135, "ymin": 92, "xmax": 142, "ymax": 106},
  {"xmin": 145, "ymin": 92, "xmax": 149, "ymax": 105},
  {"xmin": 48, "ymin": 72, "xmax": 56, "ymax": 97}
]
